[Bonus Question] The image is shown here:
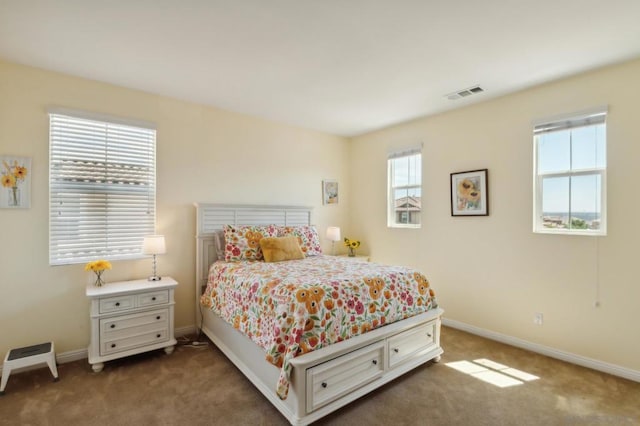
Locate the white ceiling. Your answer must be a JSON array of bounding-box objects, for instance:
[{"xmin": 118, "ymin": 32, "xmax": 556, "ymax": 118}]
[{"xmin": 1, "ymin": 1, "xmax": 640, "ymax": 137}]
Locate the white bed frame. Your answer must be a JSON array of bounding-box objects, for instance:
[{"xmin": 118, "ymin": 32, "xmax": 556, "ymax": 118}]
[{"xmin": 195, "ymin": 203, "xmax": 444, "ymax": 425}]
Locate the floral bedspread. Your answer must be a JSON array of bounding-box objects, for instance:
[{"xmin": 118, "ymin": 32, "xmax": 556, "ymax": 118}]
[{"xmin": 200, "ymin": 255, "xmax": 437, "ymax": 400}]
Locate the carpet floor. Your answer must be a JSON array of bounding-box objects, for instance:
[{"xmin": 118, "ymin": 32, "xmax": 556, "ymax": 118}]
[{"xmin": 1, "ymin": 326, "xmax": 638, "ymax": 425}]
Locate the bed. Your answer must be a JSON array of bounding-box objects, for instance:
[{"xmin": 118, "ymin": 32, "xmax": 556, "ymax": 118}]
[{"xmin": 195, "ymin": 203, "xmax": 443, "ymax": 425}]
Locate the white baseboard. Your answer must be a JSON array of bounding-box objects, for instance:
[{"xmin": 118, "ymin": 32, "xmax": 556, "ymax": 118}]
[
  {"xmin": 175, "ymin": 325, "xmax": 197, "ymax": 337},
  {"xmin": 0, "ymin": 325, "xmax": 198, "ymax": 374},
  {"xmin": 56, "ymin": 348, "xmax": 88, "ymax": 365},
  {"xmin": 442, "ymin": 318, "xmax": 640, "ymax": 383}
]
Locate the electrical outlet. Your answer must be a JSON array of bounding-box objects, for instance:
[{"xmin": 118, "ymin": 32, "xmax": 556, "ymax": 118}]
[{"xmin": 533, "ymin": 312, "xmax": 543, "ymax": 326}]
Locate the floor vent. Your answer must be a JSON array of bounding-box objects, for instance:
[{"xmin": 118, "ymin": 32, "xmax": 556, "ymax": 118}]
[{"xmin": 446, "ymin": 85, "xmax": 484, "ymax": 100}]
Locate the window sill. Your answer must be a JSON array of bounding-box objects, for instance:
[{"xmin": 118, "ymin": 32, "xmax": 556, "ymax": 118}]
[
  {"xmin": 387, "ymin": 224, "xmax": 421, "ymax": 229},
  {"xmin": 534, "ymin": 228, "xmax": 606, "ymax": 237}
]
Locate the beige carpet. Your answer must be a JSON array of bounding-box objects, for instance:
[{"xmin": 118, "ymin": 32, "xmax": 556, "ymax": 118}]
[{"xmin": 1, "ymin": 327, "xmax": 639, "ymax": 425}]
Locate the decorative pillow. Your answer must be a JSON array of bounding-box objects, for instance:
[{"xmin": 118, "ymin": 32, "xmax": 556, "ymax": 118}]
[
  {"xmin": 277, "ymin": 225, "xmax": 322, "ymax": 256},
  {"xmin": 223, "ymin": 224, "xmax": 278, "ymax": 261},
  {"xmin": 259, "ymin": 236, "xmax": 305, "ymax": 263},
  {"xmin": 213, "ymin": 230, "xmax": 226, "ymax": 261}
]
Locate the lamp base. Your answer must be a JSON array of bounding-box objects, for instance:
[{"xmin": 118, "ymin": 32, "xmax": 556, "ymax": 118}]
[{"xmin": 148, "ymin": 276, "xmax": 162, "ymax": 281}]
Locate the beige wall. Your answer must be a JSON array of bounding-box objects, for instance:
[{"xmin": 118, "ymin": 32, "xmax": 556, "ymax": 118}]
[
  {"xmin": 350, "ymin": 58, "xmax": 640, "ymax": 372},
  {"xmin": 0, "ymin": 60, "xmax": 348, "ymax": 357},
  {"xmin": 2, "ymin": 56, "xmax": 639, "ymax": 375}
]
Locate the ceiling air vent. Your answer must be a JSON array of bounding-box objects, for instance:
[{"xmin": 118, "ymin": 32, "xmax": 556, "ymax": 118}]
[{"xmin": 446, "ymin": 85, "xmax": 484, "ymax": 100}]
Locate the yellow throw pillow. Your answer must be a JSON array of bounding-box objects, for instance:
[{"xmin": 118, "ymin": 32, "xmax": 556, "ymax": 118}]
[{"xmin": 259, "ymin": 236, "xmax": 305, "ymax": 263}]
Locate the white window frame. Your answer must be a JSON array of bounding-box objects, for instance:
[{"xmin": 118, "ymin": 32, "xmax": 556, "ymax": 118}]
[
  {"xmin": 533, "ymin": 107, "xmax": 607, "ymax": 236},
  {"xmin": 49, "ymin": 109, "xmax": 157, "ymax": 265},
  {"xmin": 387, "ymin": 148, "xmax": 422, "ymax": 229}
]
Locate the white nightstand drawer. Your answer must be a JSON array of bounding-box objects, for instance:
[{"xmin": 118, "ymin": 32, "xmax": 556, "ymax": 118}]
[
  {"xmin": 306, "ymin": 341, "xmax": 384, "ymax": 413},
  {"xmin": 99, "ymin": 295, "xmax": 135, "ymax": 314},
  {"xmin": 138, "ymin": 290, "xmax": 169, "ymax": 307},
  {"xmin": 101, "ymin": 329, "xmax": 169, "ymax": 356},
  {"xmin": 100, "ymin": 309, "xmax": 168, "ymax": 339},
  {"xmin": 388, "ymin": 321, "xmax": 436, "ymax": 369}
]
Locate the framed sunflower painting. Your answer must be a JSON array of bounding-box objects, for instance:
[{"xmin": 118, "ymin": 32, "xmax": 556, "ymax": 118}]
[
  {"xmin": 450, "ymin": 169, "xmax": 488, "ymax": 216},
  {"xmin": 1, "ymin": 156, "xmax": 31, "ymax": 209}
]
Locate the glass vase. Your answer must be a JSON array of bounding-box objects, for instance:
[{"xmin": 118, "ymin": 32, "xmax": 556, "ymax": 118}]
[
  {"xmin": 348, "ymin": 247, "xmax": 356, "ymax": 257},
  {"xmin": 94, "ymin": 271, "xmax": 105, "ymax": 287},
  {"xmin": 8, "ymin": 187, "xmax": 19, "ymax": 207}
]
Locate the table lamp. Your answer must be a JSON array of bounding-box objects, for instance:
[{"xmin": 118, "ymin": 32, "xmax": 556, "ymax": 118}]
[
  {"xmin": 142, "ymin": 235, "xmax": 166, "ymax": 281},
  {"xmin": 326, "ymin": 226, "xmax": 341, "ymax": 255}
]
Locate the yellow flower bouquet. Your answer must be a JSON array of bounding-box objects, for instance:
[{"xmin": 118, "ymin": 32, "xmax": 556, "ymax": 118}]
[
  {"xmin": 85, "ymin": 260, "xmax": 112, "ymax": 287},
  {"xmin": 344, "ymin": 237, "xmax": 361, "ymax": 257}
]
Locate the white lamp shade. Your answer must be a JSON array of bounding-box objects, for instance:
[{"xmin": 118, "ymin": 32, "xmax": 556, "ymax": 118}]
[
  {"xmin": 326, "ymin": 226, "xmax": 341, "ymax": 242},
  {"xmin": 142, "ymin": 235, "xmax": 166, "ymax": 255}
]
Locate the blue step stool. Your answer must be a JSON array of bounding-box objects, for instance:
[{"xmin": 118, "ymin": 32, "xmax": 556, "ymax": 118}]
[{"xmin": 1, "ymin": 342, "xmax": 59, "ymax": 395}]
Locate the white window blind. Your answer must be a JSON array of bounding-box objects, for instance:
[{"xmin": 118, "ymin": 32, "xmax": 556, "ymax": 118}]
[
  {"xmin": 533, "ymin": 110, "xmax": 606, "ymax": 135},
  {"xmin": 49, "ymin": 112, "xmax": 156, "ymax": 265}
]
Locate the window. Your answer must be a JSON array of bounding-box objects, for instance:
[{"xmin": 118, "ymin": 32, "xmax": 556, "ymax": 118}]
[
  {"xmin": 388, "ymin": 149, "xmax": 422, "ymax": 228},
  {"xmin": 533, "ymin": 108, "xmax": 606, "ymax": 235},
  {"xmin": 49, "ymin": 111, "xmax": 157, "ymax": 265}
]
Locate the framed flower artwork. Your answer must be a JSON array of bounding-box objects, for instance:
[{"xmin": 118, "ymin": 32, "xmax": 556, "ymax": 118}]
[
  {"xmin": 322, "ymin": 180, "xmax": 338, "ymax": 205},
  {"xmin": 1, "ymin": 155, "xmax": 31, "ymax": 209},
  {"xmin": 450, "ymin": 169, "xmax": 488, "ymax": 216}
]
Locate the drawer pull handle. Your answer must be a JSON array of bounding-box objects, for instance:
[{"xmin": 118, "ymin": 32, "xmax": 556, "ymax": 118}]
[
  {"xmin": 156, "ymin": 334, "xmax": 161, "ymax": 338},
  {"xmin": 372, "ymin": 359, "xmax": 378, "ymax": 365},
  {"xmin": 152, "ymin": 297, "xmax": 157, "ymax": 301},
  {"xmin": 115, "ymin": 302, "xmax": 120, "ymax": 307},
  {"xmin": 110, "ymin": 324, "xmax": 115, "ymax": 329},
  {"xmin": 393, "ymin": 348, "xmax": 399, "ymax": 353},
  {"xmin": 156, "ymin": 316, "xmax": 161, "ymax": 320},
  {"xmin": 111, "ymin": 344, "xmax": 116, "ymax": 348},
  {"xmin": 321, "ymin": 382, "xmax": 327, "ymax": 388},
  {"xmin": 427, "ymin": 333, "xmax": 432, "ymax": 338}
]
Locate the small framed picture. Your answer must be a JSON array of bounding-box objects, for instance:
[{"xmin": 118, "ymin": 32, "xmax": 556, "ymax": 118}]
[
  {"xmin": 322, "ymin": 180, "xmax": 338, "ymax": 205},
  {"xmin": 1, "ymin": 155, "xmax": 31, "ymax": 209},
  {"xmin": 450, "ymin": 169, "xmax": 488, "ymax": 216}
]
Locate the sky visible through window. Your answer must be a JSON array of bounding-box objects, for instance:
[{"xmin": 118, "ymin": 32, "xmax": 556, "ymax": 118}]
[
  {"xmin": 390, "ymin": 153, "xmax": 422, "ymax": 226},
  {"xmin": 538, "ymin": 124, "xmax": 605, "ymax": 215},
  {"xmin": 393, "ymin": 154, "xmax": 421, "ymax": 187},
  {"xmin": 392, "ymin": 154, "xmax": 421, "ymax": 204}
]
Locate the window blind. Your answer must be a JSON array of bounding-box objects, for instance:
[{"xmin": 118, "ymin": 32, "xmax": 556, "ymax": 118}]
[
  {"xmin": 533, "ymin": 108, "xmax": 607, "ymax": 135},
  {"xmin": 387, "ymin": 145, "xmax": 422, "ymax": 160},
  {"xmin": 49, "ymin": 113, "xmax": 156, "ymax": 265}
]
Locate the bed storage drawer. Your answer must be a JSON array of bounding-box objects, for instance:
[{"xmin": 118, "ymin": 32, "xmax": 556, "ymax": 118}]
[
  {"xmin": 306, "ymin": 341, "xmax": 385, "ymax": 413},
  {"xmin": 388, "ymin": 321, "xmax": 436, "ymax": 369}
]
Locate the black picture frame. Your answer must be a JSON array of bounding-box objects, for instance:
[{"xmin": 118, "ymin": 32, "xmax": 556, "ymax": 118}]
[{"xmin": 450, "ymin": 169, "xmax": 489, "ymax": 216}]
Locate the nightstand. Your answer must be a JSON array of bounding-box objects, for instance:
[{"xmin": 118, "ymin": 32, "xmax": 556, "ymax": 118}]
[
  {"xmin": 86, "ymin": 277, "xmax": 177, "ymax": 372},
  {"xmin": 335, "ymin": 254, "xmax": 370, "ymax": 262}
]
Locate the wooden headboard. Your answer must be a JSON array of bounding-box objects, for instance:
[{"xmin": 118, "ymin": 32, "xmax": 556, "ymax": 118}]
[{"xmin": 194, "ymin": 203, "xmax": 313, "ymax": 314}]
